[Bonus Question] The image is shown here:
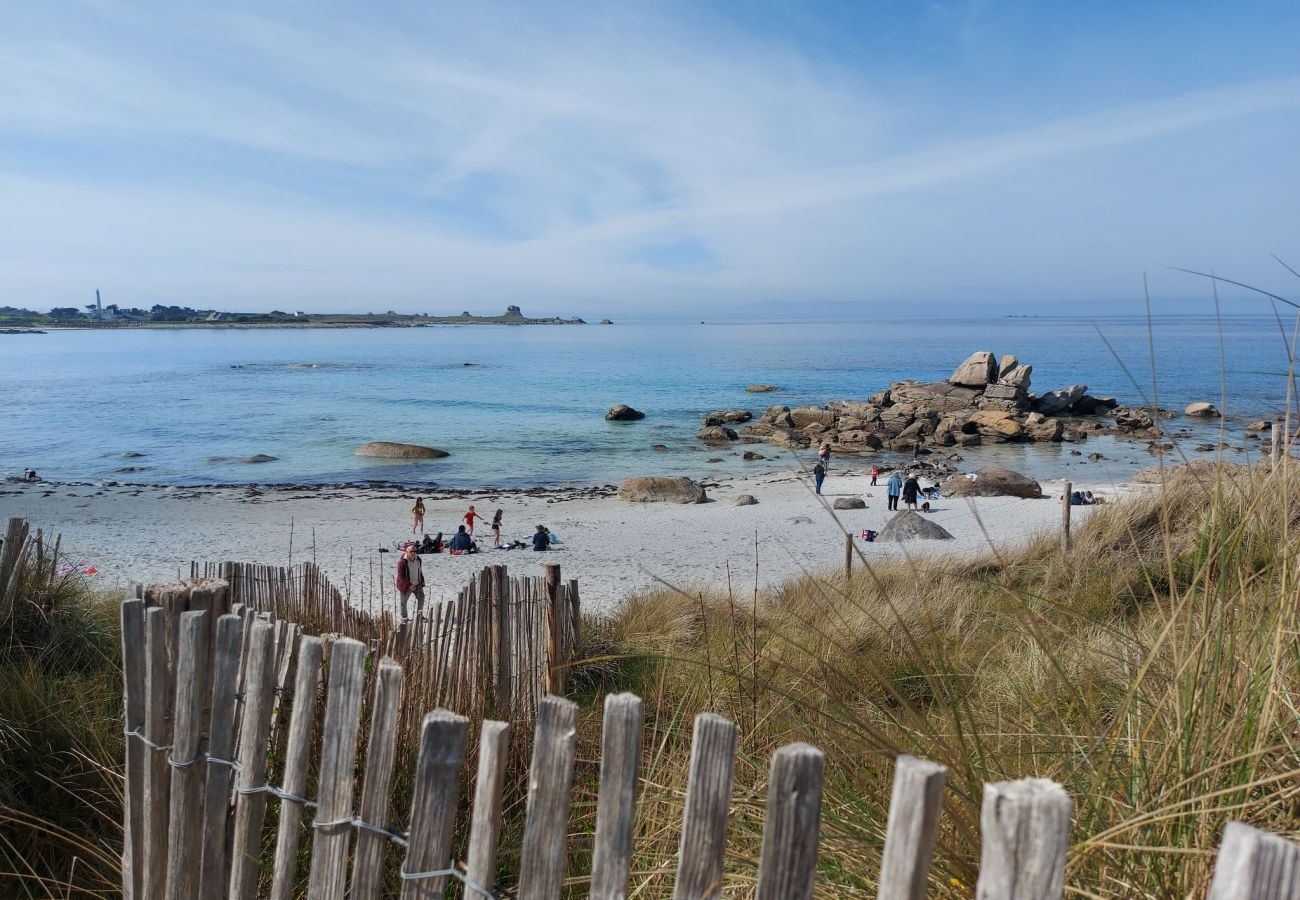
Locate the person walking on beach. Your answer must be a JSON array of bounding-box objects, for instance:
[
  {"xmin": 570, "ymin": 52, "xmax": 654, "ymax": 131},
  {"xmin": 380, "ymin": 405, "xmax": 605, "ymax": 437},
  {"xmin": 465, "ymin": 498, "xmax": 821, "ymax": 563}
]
[
  {"xmin": 818, "ymin": 443, "xmax": 831, "ymax": 470},
  {"xmin": 813, "ymin": 462, "xmax": 826, "ymax": 495},
  {"xmin": 463, "ymin": 504, "xmax": 484, "ymax": 537},
  {"xmin": 887, "ymin": 470, "xmax": 902, "ymax": 511},
  {"xmin": 396, "ymin": 543, "xmax": 425, "ymax": 619},
  {"xmin": 491, "ymin": 509, "xmax": 503, "ymax": 548},
  {"xmin": 902, "ymin": 473, "xmax": 922, "ymax": 511},
  {"xmin": 411, "ymin": 497, "xmax": 425, "ymax": 534},
  {"xmin": 870, "ymin": 464, "xmax": 879, "ymax": 486}
]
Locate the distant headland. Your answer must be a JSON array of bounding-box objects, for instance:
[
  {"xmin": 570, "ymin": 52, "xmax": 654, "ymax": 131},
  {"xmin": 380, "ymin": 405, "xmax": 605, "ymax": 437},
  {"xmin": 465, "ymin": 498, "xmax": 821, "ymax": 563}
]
[{"xmin": 0, "ymin": 302, "xmax": 604, "ymax": 329}]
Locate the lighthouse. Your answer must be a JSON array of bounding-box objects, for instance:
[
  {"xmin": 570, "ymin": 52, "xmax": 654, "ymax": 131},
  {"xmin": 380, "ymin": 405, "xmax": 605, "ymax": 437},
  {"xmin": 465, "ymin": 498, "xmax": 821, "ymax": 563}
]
[{"xmin": 95, "ymin": 289, "xmax": 103, "ymax": 320}]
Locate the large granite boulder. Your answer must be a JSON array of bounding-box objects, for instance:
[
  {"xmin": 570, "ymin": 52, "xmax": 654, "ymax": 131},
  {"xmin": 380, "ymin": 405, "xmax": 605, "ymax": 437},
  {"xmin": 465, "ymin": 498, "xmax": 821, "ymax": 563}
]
[
  {"xmin": 891, "ymin": 381, "xmax": 983, "ymax": 413},
  {"xmin": 355, "ymin": 442, "xmax": 449, "ymax": 459},
  {"xmin": 606, "ymin": 404, "xmax": 646, "ymax": 421},
  {"xmin": 697, "ymin": 426, "xmax": 738, "ymax": 443},
  {"xmin": 790, "ymin": 406, "xmax": 837, "ymax": 428},
  {"xmin": 833, "ymin": 497, "xmax": 867, "ymax": 510},
  {"xmin": 770, "ymin": 429, "xmax": 811, "ymax": 449},
  {"xmin": 999, "ymin": 364, "xmax": 1033, "ymax": 390},
  {"xmin": 877, "ymin": 511, "xmax": 955, "ymax": 542},
  {"xmin": 1025, "ymin": 418, "xmax": 1064, "ymax": 442},
  {"xmin": 618, "ymin": 476, "xmax": 708, "ymax": 504},
  {"xmin": 1185, "ymin": 402, "xmax": 1221, "ymax": 418},
  {"xmin": 998, "ymin": 355, "xmax": 1019, "ymax": 380},
  {"xmin": 949, "ymin": 351, "xmax": 998, "ymax": 387},
  {"xmin": 943, "ymin": 467, "xmax": 1042, "ymax": 499},
  {"xmin": 1113, "ymin": 407, "xmax": 1156, "ymax": 431},
  {"xmin": 1035, "ymin": 385, "xmax": 1087, "ymax": 415}
]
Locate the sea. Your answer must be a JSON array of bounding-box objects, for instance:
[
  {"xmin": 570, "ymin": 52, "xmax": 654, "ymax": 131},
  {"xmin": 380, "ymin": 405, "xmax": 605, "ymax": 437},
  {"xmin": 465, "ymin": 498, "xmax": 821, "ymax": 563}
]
[{"xmin": 1, "ymin": 315, "xmax": 1292, "ymax": 489}]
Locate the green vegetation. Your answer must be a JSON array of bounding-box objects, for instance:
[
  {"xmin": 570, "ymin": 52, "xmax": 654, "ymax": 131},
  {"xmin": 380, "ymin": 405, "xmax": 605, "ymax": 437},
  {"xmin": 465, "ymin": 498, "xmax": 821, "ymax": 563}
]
[{"xmin": 3, "ymin": 460, "xmax": 1298, "ymax": 897}]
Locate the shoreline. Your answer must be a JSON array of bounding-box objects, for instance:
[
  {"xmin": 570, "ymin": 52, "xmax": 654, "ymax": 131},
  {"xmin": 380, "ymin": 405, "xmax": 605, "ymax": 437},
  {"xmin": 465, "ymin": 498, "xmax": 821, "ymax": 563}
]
[{"xmin": 0, "ymin": 462, "xmax": 1152, "ymax": 614}]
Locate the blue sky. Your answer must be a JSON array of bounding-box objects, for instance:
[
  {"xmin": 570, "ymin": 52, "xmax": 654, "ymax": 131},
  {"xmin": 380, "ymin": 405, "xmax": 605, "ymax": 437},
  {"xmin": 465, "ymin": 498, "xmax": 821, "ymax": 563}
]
[{"xmin": 2, "ymin": 0, "xmax": 1298, "ymax": 318}]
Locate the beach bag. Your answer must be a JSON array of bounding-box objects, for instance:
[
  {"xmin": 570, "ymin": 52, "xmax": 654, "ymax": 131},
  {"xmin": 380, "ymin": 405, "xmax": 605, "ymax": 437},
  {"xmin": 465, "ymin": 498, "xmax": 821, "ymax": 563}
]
[{"xmin": 861, "ymin": 529, "xmax": 877, "ymax": 543}]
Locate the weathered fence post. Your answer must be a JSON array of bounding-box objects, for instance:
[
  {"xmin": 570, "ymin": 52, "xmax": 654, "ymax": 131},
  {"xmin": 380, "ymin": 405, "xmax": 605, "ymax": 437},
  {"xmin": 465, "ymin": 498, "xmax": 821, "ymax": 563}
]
[
  {"xmin": 197, "ymin": 614, "xmax": 244, "ymax": 900},
  {"xmin": 517, "ymin": 696, "xmax": 580, "ymax": 900},
  {"xmin": 755, "ymin": 742, "xmax": 824, "ymax": 900},
  {"xmin": 306, "ymin": 638, "xmax": 370, "ymax": 898},
  {"xmin": 673, "ymin": 713, "xmax": 739, "ymax": 900},
  {"xmin": 1207, "ymin": 822, "xmax": 1300, "ymax": 900},
  {"xmin": 493, "ymin": 566, "xmax": 512, "ymax": 717},
  {"xmin": 877, "ymin": 755, "xmax": 948, "ymax": 900},
  {"xmin": 163, "ymin": 610, "xmax": 211, "ymax": 900},
  {"xmin": 142, "ymin": 606, "xmax": 172, "ymax": 900},
  {"xmin": 121, "ymin": 599, "xmax": 146, "ymax": 900},
  {"xmin": 544, "ymin": 563, "xmax": 564, "ymax": 694},
  {"xmin": 1061, "ymin": 482, "xmax": 1072, "ymax": 554},
  {"xmin": 400, "ymin": 710, "xmax": 471, "ymax": 899},
  {"xmin": 975, "ymin": 778, "xmax": 1073, "ymax": 900},
  {"xmin": 1271, "ymin": 428, "xmax": 1282, "ymax": 470},
  {"xmin": 465, "ymin": 720, "xmax": 511, "ymax": 900},
  {"xmin": 268, "ymin": 636, "xmax": 324, "ymax": 900},
  {"xmin": 227, "ymin": 619, "xmax": 278, "ymax": 900},
  {"xmin": 591, "ymin": 693, "xmax": 645, "ymax": 900},
  {"xmin": 844, "ymin": 532, "xmax": 854, "ymax": 579},
  {"xmin": 350, "ymin": 658, "xmax": 405, "ymax": 900}
]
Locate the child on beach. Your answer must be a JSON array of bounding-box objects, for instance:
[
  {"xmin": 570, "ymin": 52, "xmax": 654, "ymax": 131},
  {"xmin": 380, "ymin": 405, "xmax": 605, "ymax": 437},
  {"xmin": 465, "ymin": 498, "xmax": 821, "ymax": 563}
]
[
  {"xmin": 411, "ymin": 497, "xmax": 425, "ymax": 534},
  {"xmin": 463, "ymin": 504, "xmax": 484, "ymax": 537},
  {"xmin": 870, "ymin": 464, "xmax": 879, "ymax": 486},
  {"xmin": 818, "ymin": 443, "xmax": 831, "ymax": 470},
  {"xmin": 491, "ymin": 509, "xmax": 503, "ymax": 548}
]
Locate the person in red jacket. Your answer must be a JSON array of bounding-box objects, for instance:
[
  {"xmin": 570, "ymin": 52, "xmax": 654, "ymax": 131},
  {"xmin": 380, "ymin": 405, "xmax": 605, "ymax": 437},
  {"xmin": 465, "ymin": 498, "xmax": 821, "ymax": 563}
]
[{"xmin": 395, "ymin": 543, "xmax": 425, "ymax": 619}]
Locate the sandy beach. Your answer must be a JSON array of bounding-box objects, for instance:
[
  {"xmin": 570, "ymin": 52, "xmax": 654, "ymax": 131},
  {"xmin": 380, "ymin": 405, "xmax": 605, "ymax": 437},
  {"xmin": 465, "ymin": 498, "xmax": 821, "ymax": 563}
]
[{"xmin": 0, "ymin": 462, "xmax": 1148, "ymax": 613}]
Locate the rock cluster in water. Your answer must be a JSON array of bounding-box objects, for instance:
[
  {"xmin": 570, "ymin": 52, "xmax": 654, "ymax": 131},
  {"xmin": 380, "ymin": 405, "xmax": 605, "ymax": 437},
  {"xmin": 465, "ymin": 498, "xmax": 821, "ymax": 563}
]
[{"xmin": 722, "ymin": 351, "xmax": 1159, "ymax": 456}]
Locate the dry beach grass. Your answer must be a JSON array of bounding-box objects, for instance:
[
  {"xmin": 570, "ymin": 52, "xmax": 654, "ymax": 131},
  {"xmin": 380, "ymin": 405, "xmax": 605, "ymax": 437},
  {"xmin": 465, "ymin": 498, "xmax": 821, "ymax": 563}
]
[{"xmin": 1, "ymin": 459, "xmax": 1298, "ymax": 896}]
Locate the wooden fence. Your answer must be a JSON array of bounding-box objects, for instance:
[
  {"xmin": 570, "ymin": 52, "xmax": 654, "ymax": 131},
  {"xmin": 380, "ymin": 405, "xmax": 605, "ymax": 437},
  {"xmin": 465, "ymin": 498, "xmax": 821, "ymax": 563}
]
[
  {"xmin": 119, "ymin": 577, "xmax": 1300, "ymax": 899},
  {"xmin": 188, "ymin": 559, "xmax": 580, "ymax": 721}
]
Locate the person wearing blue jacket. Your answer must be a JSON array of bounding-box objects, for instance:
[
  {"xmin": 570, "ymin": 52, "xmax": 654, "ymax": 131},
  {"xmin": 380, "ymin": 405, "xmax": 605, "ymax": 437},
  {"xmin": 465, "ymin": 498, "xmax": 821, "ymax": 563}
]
[{"xmin": 887, "ymin": 471, "xmax": 903, "ymax": 511}]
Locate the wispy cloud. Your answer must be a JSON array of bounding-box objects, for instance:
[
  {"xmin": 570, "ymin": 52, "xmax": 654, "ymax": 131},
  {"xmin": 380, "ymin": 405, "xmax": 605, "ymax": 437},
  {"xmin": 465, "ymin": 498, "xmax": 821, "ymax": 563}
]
[{"xmin": 1, "ymin": 1, "xmax": 1297, "ymax": 314}]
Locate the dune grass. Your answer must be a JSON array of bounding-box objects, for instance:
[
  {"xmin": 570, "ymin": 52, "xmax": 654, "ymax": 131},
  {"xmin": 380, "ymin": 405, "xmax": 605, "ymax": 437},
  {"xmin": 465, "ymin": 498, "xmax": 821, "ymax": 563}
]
[{"xmin": 564, "ymin": 460, "xmax": 1300, "ymax": 897}]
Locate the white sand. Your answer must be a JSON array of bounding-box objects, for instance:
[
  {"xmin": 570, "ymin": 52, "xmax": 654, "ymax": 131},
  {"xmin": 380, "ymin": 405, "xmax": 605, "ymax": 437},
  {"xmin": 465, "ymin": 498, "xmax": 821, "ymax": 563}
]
[{"xmin": 0, "ymin": 465, "xmax": 1148, "ymax": 614}]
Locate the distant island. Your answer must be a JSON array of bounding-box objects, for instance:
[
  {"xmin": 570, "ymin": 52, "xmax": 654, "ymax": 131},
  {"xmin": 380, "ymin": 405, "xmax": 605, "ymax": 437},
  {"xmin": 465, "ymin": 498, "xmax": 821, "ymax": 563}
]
[{"xmin": 0, "ymin": 301, "xmax": 600, "ymax": 329}]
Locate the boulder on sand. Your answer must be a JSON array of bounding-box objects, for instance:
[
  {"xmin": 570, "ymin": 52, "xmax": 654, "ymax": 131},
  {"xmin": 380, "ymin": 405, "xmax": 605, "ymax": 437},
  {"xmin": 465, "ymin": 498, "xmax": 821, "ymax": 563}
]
[
  {"xmin": 948, "ymin": 351, "xmax": 998, "ymax": 387},
  {"xmin": 355, "ymin": 442, "xmax": 449, "ymax": 459},
  {"xmin": 877, "ymin": 511, "xmax": 955, "ymax": 542},
  {"xmin": 732, "ymin": 494, "xmax": 759, "ymax": 506},
  {"xmin": 606, "ymin": 404, "xmax": 646, "ymax": 421},
  {"xmin": 618, "ymin": 476, "xmax": 708, "ymax": 504},
  {"xmin": 1184, "ymin": 402, "xmax": 1221, "ymax": 418},
  {"xmin": 943, "ymin": 466, "xmax": 1043, "ymax": 499},
  {"xmin": 833, "ymin": 497, "xmax": 866, "ymax": 510}
]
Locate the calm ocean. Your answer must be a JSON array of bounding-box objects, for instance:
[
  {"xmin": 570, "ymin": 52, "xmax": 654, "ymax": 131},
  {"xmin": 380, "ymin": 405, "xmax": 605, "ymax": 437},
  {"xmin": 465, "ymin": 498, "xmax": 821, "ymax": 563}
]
[{"xmin": 0, "ymin": 316, "xmax": 1291, "ymax": 488}]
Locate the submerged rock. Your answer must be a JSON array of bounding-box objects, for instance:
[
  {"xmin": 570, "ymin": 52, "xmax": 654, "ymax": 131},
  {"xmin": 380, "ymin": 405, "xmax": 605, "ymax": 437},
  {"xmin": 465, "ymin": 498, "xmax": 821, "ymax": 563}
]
[
  {"xmin": 606, "ymin": 404, "xmax": 646, "ymax": 421},
  {"xmin": 745, "ymin": 384, "xmax": 779, "ymax": 393},
  {"xmin": 355, "ymin": 442, "xmax": 449, "ymax": 459},
  {"xmin": 1185, "ymin": 402, "xmax": 1221, "ymax": 418}
]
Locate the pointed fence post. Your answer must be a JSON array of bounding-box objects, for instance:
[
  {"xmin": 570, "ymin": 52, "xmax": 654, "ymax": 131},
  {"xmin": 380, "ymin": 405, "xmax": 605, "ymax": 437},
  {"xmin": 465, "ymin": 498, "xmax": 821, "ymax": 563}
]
[
  {"xmin": 227, "ymin": 620, "xmax": 278, "ymax": 900},
  {"xmin": 517, "ymin": 696, "xmax": 580, "ymax": 900},
  {"xmin": 543, "ymin": 564, "xmax": 564, "ymax": 694},
  {"xmin": 142, "ymin": 606, "xmax": 173, "ymax": 900},
  {"xmin": 1207, "ymin": 822, "xmax": 1300, "ymax": 900},
  {"xmin": 350, "ymin": 658, "xmax": 405, "ymax": 900},
  {"xmin": 877, "ymin": 756, "xmax": 947, "ymax": 900},
  {"xmin": 975, "ymin": 778, "xmax": 1073, "ymax": 900},
  {"xmin": 672, "ymin": 713, "xmax": 739, "ymax": 900},
  {"xmin": 755, "ymin": 743, "xmax": 824, "ymax": 900},
  {"xmin": 197, "ymin": 614, "xmax": 244, "ymax": 900},
  {"xmin": 591, "ymin": 693, "xmax": 644, "ymax": 900},
  {"xmin": 268, "ymin": 636, "xmax": 324, "ymax": 900},
  {"xmin": 164, "ymin": 610, "xmax": 210, "ymax": 900}
]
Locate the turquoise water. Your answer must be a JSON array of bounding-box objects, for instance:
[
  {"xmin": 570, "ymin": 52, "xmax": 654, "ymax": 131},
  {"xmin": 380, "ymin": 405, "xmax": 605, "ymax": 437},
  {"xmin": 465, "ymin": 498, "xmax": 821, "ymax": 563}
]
[{"xmin": 0, "ymin": 316, "xmax": 1291, "ymax": 488}]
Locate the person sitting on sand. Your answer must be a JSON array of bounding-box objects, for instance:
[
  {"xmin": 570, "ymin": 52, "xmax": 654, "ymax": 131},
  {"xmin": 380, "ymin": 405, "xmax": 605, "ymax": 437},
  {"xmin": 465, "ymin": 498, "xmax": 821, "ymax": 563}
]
[
  {"xmin": 395, "ymin": 543, "xmax": 425, "ymax": 619},
  {"xmin": 532, "ymin": 524, "xmax": 551, "ymax": 551},
  {"xmin": 451, "ymin": 525, "xmax": 477, "ymax": 553},
  {"xmin": 902, "ymin": 473, "xmax": 922, "ymax": 511},
  {"xmin": 418, "ymin": 533, "xmax": 442, "ymax": 554}
]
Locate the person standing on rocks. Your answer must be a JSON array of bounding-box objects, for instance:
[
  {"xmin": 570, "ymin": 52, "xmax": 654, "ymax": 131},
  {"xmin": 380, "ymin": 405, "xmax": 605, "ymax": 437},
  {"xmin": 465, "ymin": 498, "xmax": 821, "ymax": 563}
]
[
  {"xmin": 411, "ymin": 497, "xmax": 425, "ymax": 534},
  {"xmin": 813, "ymin": 462, "xmax": 826, "ymax": 495},
  {"xmin": 902, "ymin": 473, "xmax": 923, "ymax": 511},
  {"xmin": 887, "ymin": 470, "xmax": 902, "ymax": 511},
  {"xmin": 396, "ymin": 543, "xmax": 425, "ymax": 619}
]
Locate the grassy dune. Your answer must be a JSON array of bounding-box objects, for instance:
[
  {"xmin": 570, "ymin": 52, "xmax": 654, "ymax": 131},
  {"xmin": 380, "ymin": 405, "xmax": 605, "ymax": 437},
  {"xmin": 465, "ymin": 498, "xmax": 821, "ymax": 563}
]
[{"xmin": 2, "ymin": 460, "xmax": 1298, "ymax": 897}]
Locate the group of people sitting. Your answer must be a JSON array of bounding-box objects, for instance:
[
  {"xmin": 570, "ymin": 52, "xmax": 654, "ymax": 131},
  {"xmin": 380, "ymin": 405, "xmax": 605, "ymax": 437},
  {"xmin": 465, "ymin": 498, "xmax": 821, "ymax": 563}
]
[
  {"xmin": 408, "ymin": 523, "xmax": 557, "ymax": 556},
  {"xmin": 1069, "ymin": 490, "xmax": 1099, "ymax": 506}
]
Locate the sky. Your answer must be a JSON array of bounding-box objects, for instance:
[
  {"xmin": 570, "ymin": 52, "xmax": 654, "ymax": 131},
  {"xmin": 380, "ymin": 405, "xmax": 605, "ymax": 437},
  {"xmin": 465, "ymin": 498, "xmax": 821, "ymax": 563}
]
[{"xmin": 2, "ymin": 0, "xmax": 1299, "ymax": 319}]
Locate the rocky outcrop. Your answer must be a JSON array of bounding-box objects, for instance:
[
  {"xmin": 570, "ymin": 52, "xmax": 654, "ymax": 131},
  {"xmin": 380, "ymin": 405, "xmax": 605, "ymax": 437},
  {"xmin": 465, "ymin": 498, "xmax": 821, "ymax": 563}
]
[
  {"xmin": 606, "ymin": 404, "xmax": 645, "ymax": 421},
  {"xmin": 943, "ymin": 467, "xmax": 1042, "ymax": 499},
  {"xmin": 877, "ymin": 511, "xmax": 955, "ymax": 542},
  {"xmin": 355, "ymin": 442, "xmax": 448, "ymax": 459},
  {"xmin": 949, "ymin": 351, "xmax": 998, "ymax": 387},
  {"xmin": 1185, "ymin": 402, "xmax": 1221, "ymax": 418},
  {"xmin": 704, "ymin": 409, "xmax": 752, "ymax": 426},
  {"xmin": 697, "ymin": 426, "xmax": 739, "ymax": 443},
  {"xmin": 618, "ymin": 476, "xmax": 708, "ymax": 504},
  {"xmin": 745, "ymin": 384, "xmax": 778, "ymax": 393}
]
